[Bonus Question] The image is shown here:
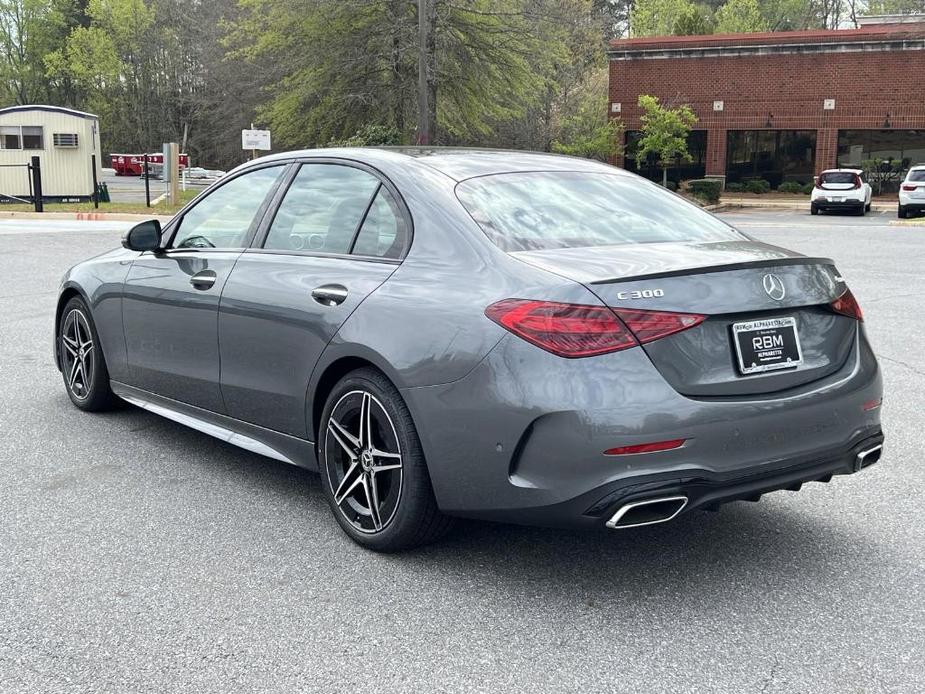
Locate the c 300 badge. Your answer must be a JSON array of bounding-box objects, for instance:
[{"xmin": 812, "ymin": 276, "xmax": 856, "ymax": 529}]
[{"xmin": 615, "ymin": 288, "xmax": 665, "ymax": 300}]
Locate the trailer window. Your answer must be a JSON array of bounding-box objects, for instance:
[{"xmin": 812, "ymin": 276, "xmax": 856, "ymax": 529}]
[
  {"xmin": 0, "ymin": 126, "xmax": 21, "ymax": 150},
  {"xmin": 22, "ymin": 127, "xmax": 43, "ymax": 149}
]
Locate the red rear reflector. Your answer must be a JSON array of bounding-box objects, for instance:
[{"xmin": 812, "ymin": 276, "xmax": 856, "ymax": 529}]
[
  {"xmin": 604, "ymin": 439, "xmax": 686, "ymax": 456},
  {"xmin": 830, "ymin": 288, "xmax": 863, "ymax": 321},
  {"xmin": 613, "ymin": 308, "xmax": 706, "ymax": 344},
  {"xmin": 485, "ymin": 299, "xmax": 637, "ymax": 358},
  {"xmin": 902, "ymin": 184, "xmax": 918, "ymax": 191},
  {"xmin": 863, "ymin": 398, "xmax": 882, "ymax": 411}
]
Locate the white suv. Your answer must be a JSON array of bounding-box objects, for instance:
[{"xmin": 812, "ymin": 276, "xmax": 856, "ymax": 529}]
[
  {"xmin": 810, "ymin": 169, "xmax": 872, "ymax": 216},
  {"xmin": 898, "ymin": 165, "xmax": 925, "ymax": 219}
]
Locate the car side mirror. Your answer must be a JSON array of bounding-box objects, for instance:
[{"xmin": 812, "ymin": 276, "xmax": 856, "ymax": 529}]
[{"xmin": 122, "ymin": 220, "xmax": 163, "ymax": 252}]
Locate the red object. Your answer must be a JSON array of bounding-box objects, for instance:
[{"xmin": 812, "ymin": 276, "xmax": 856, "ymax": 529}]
[
  {"xmin": 830, "ymin": 289, "xmax": 863, "ymax": 321},
  {"xmin": 604, "ymin": 439, "xmax": 687, "ymax": 456},
  {"xmin": 862, "ymin": 398, "xmax": 882, "ymax": 412},
  {"xmin": 611, "ymin": 308, "xmax": 706, "ymax": 344},
  {"xmin": 902, "ymin": 184, "xmax": 918, "ymax": 191},
  {"xmin": 110, "ymin": 152, "xmax": 190, "ymax": 175},
  {"xmin": 485, "ymin": 300, "xmax": 705, "ymax": 358},
  {"xmin": 485, "ymin": 299, "xmax": 637, "ymax": 358}
]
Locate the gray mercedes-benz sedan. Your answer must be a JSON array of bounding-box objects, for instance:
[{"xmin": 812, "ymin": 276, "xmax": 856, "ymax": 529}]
[{"xmin": 55, "ymin": 148, "xmax": 884, "ymax": 551}]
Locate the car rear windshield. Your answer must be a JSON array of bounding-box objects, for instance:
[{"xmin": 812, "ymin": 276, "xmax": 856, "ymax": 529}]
[
  {"xmin": 820, "ymin": 172, "xmax": 857, "ymax": 185},
  {"xmin": 908, "ymin": 170, "xmax": 925, "ymax": 182},
  {"xmin": 455, "ymin": 171, "xmax": 741, "ymax": 252}
]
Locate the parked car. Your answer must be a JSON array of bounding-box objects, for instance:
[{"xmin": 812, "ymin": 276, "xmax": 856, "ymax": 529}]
[
  {"xmin": 54, "ymin": 148, "xmax": 884, "ymax": 551},
  {"xmin": 898, "ymin": 164, "xmax": 925, "ymax": 218},
  {"xmin": 810, "ymin": 169, "xmax": 872, "ymax": 215}
]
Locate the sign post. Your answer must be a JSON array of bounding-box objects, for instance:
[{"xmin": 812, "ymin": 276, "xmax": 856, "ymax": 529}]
[
  {"xmin": 163, "ymin": 142, "xmax": 180, "ymax": 207},
  {"xmin": 242, "ymin": 127, "xmax": 271, "ymax": 160}
]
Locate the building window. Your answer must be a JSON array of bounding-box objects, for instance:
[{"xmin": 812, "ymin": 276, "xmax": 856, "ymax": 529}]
[
  {"xmin": 53, "ymin": 133, "xmax": 79, "ymax": 148},
  {"xmin": 0, "ymin": 126, "xmax": 21, "ymax": 149},
  {"xmin": 726, "ymin": 130, "xmax": 816, "ymax": 187},
  {"xmin": 22, "ymin": 126, "xmax": 43, "ymax": 149},
  {"xmin": 623, "ymin": 130, "xmax": 707, "ymax": 184},
  {"xmin": 838, "ymin": 130, "xmax": 925, "ymax": 193}
]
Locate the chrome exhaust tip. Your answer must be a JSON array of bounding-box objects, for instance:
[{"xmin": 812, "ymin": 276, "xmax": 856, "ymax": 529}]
[
  {"xmin": 606, "ymin": 495, "xmax": 688, "ymax": 529},
  {"xmin": 855, "ymin": 443, "xmax": 883, "ymax": 472}
]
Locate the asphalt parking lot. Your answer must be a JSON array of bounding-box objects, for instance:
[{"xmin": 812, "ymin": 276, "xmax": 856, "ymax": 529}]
[{"xmin": 1, "ymin": 208, "xmax": 922, "ymax": 693}]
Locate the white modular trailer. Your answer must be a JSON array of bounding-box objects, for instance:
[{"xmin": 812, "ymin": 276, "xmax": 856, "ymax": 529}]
[{"xmin": 0, "ymin": 105, "xmax": 103, "ymax": 202}]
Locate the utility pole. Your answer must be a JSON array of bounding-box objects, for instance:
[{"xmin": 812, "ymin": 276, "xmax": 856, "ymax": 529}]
[{"xmin": 416, "ymin": 0, "xmax": 437, "ymax": 145}]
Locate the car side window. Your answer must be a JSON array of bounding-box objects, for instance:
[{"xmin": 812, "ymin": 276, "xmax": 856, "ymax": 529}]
[
  {"xmin": 263, "ymin": 164, "xmax": 380, "ymax": 254},
  {"xmin": 172, "ymin": 165, "xmax": 285, "ymax": 249},
  {"xmin": 352, "ymin": 187, "xmax": 409, "ymax": 259}
]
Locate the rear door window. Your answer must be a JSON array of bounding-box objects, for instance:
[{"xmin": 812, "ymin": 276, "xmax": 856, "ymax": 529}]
[{"xmin": 263, "ymin": 164, "xmax": 379, "ymax": 254}]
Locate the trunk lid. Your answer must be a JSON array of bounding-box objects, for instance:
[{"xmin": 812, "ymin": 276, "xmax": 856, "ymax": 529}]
[{"xmin": 512, "ymin": 240, "xmax": 855, "ymax": 397}]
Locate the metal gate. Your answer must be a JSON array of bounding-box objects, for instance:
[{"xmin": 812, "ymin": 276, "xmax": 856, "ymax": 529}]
[{"xmin": 0, "ymin": 156, "xmax": 44, "ymax": 212}]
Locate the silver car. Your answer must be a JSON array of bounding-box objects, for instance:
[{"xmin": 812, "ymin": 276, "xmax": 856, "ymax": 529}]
[{"xmin": 55, "ymin": 148, "xmax": 884, "ymax": 551}]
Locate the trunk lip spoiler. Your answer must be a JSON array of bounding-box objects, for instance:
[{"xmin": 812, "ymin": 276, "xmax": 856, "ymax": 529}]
[{"xmin": 588, "ymin": 256, "xmax": 836, "ymax": 285}]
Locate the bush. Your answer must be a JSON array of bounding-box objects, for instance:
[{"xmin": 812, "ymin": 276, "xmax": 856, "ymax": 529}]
[
  {"xmin": 800, "ymin": 183, "xmax": 814, "ymax": 195},
  {"xmin": 777, "ymin": 181, "xmax": 804, "ymax": 194},
  {"xmin": 744, "ymin": 179, "xmax": 771, "ymax": 194},
  {"xmin": 328, "ymin": 124, "xmax": 403, "ymax": 147},
  {"xmin": 687, "ymin": 179, "xmax": 722, "ymax": 204},
  {"xmin": 725, "ymin": 182, "xmax": 744, "ymax": 193}
]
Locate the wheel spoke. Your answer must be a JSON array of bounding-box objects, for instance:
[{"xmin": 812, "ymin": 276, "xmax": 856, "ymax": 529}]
[
  {"xmin": 370, "ymin": 462, "xmax": 401, "ymax": 474},
  {"xmin": 62, "ymin": 338, "xmax": 78, "ymax": 358},
  {"xmin": 333, "ymin": 461, "xmax": 363, "ymax": 505},
  {"xmin": 328, "ymin": 418, "xmax": 359, "ymax": 457},
  {"xmin": 72, "ymin": 316, "xmax": 82, "ymax": 345},
  {"xmin": 359, "ymin": 392, "xmax": 373, "ymax": 449},
  {"xmin": 68, "ymin": 359, "xmax": 82, "ymax": 388},
  {"xmin": 363, "ymin": 474, "xmax": 382, "ymax": 531}
]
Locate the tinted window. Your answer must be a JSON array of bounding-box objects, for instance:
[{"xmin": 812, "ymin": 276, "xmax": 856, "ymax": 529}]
[
  {"xmin": 908, "ymin": 170, "xmax": 925, "ymax": 182},
  {"xmin": 820, "ymin": 172, "xmax": 857, "ymax": 185},
  {"xmin": 455, "ymin": 172, "xmax": 741, "ymax": 253},
  {"xmin": 352, "ymin": 188, "xmax": 408, "ymax": 258},
  {"xmin": 173, "ymin": 165, "xmax": 284, "ymax": 249},
  {"xmin": 263, "ymin": 164, "xmax": 379, "ymax": 254},
  {"xmin": 22, "ymin": 126, "xmax": 43, "ymax": 149}
]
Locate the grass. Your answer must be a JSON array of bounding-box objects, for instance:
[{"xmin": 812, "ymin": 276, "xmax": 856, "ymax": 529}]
[{"xmin": 0, "ymin": 188, "xmax": 202, "ymax": 216}]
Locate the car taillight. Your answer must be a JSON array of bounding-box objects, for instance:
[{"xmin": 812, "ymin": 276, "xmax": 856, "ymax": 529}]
[
  {"xmin": 830, "ymin": 288, "xmax": 863, "ymax": 321},
  {"xmin": 611, "ymin": 307, "xmax": 706, "ymax": 343},
  {"xmin": 485, "ymin": 300, "xmax": 705, "ymax": 358},
  {"xmin": 902, "ymin": 184, "xmax": 917, "ymax": 191},
  {"xmin": 853, "ymin": 174, "xmax": 862, "ymax": 189}
]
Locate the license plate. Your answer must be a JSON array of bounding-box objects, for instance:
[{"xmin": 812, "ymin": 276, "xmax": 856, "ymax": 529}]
[
  {"xmin": 732, "ymin": 317, "xmax": 803, "ymax": 375},
  {"xmin": 830, "ymin": 197, "xmax": 845, "ymax": 203}
]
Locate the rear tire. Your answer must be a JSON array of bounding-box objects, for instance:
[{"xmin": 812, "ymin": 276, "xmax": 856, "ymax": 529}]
[
  {"xmin": 58, "ymin": 296, "xmax": 118, "ymax": 411},
  {"xmin": 810, "ymin": 205, "xmax": 819, "ymax": 216},
  {"xmin": 318, "ymin": 367, "xmax": 454, "ymax": 552}
]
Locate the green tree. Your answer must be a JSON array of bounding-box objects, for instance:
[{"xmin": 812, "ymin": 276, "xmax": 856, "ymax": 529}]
[
  {"xmin": 631, "ymin": 0, "xmax": 713, "ymax": 36},
  {"xmin": 635, "ymin": 94, "xmax": 698, "ymax": 187},
  {"xmin": 551, "ymin": 68, "xmax": 623, "ymax": 161},
  {"xmin": 715, "ymin": 0, "xmax": 768, "ymax": 33}
]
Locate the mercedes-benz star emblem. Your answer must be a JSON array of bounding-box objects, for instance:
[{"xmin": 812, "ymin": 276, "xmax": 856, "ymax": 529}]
[{"xmin": 762, "ymin": 273, "xmax": 786, "ymax": 301}]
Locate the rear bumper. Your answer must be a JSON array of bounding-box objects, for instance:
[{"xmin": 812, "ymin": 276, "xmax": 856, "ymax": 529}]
[
  {"xmin": 812, "ymin": 199, "xmax": 864, "ymax": 211},
  {"xmin": 456, "ymin": 430, "xmax": 883, "ymax": 528},
  {"xmin": 404, "ymin": 327, "xmax": 883, "ymax": 528}
]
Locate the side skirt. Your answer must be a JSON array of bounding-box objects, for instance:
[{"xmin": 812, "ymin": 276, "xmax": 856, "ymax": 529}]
[{"xmin": 110, "ymin": 381, "xmax": 318, "ymax": 470}]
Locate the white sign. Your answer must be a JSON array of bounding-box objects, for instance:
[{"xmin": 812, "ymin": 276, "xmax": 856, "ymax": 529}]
[
  {"xmin": 611, "ymin": 102, "xmax": 621, "ymax": 113},
  {"xmin": 823, "ymin": 99, "xmax": 836, "ymax": 111},
  {"xmin": 242, "ymin": 129, "xmax": 271, "ymax": 151},
  {"xmin": 713, "ymin": 100, "xmax": 724, "ymax": 112}
]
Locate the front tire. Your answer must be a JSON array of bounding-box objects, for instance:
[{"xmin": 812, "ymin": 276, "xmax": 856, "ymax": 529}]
[
  {"xmin": 899, "ymin": 206, "xmax": 907, "ymax": 219},
  {"xmin": 318, "ymin": 368, "xmax": 453, "ymax": 551},
  {"xmin": 810, "ymin": 205, "xmax": 819, "ymax": 216},
  {"xmin": 58, "ymin": 296, "xmax": 118, "ymax": 411}
]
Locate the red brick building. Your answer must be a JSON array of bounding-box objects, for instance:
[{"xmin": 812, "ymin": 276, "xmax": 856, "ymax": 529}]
[{"xmin": 608, "ymin": 17, "xmax": 925, "ymax": 188}]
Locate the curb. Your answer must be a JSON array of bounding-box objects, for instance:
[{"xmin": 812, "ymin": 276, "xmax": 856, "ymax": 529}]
[
  {"xmin": 720, "ymin": 198, "xmax": 896, "ymax": 212},
  {"xmin": 0, "ymin": 211, "xmax": 174, "ymax": 223}
]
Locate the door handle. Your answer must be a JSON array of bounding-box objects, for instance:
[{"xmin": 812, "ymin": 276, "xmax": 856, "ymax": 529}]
[
  {"xmin": 189, "ymin": 269, "xmax": 217, "ymax": 290},
  {"xmin": 311, "ymin": 284, "xmax": 348, "ymax": 307}
]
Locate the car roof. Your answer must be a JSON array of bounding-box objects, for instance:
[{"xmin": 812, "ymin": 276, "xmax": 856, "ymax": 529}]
[
  {"xmin": 234, "ymin": 146, "xmax": 623, "ymax": 182},
  {"xmin": 821, "ymin": 168, "xmax": 862, "ymax": 174}
]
